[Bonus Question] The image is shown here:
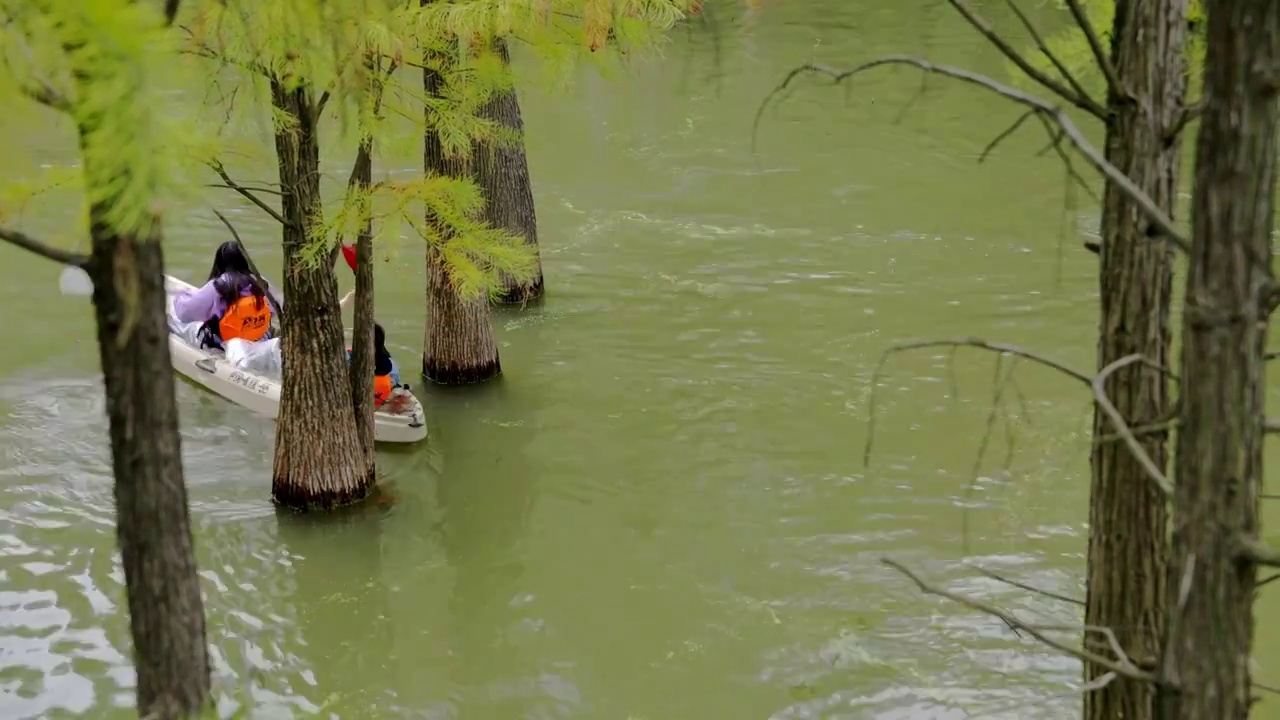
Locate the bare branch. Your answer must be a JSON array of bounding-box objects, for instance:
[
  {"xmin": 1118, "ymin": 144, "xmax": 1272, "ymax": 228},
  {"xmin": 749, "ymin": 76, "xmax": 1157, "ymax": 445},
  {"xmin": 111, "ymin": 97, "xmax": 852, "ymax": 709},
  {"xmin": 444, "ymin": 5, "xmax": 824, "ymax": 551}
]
[
  {"xmin": 863, "ymin": 336, "xmax": 1091, "ymax": 466},
  {"xmin": 1093, "ymin": 354, "xmax": 1174, "ymax": 495},
  {"xmin": 1094, "ymin": 417, "xmax": 1179, "ymax": 444},
  {"xmin": 1256, "ymin": 572, "xmax": 1280, "ymax": 590},
  {"xmin": 1032, "ymin": 113, "xmax": 1100, "ymax": 203},
  {"xmin": 164, "ymin": 0, "xmax": 181, "ymax": 26},
  {"xmin": 755, "ymin": 57, "xmax": 1189, "ymax": 253},
  {"xmin": 0, "ymin": 226, "xmax": 90, "ymax": 267},
  {"xmin": 1238, "ymin": 536, "xmax": 1280, "ymax": 567},
  {"xmin": 1062, "ymin": 0, "xmax": 1124, "ymax": 99},
  {"xmin": 974, "ymin": 671, "xmax": 1115, "ymax": 718},
  {"xmin": 1265, "ymin": 418, "xmax": 1280, "ymax": 433},
  {"xmin": 968, "ymin": 564, "xmax": 1084, "ymax": 606},
  {"xmin": 979, "ymin": 108, "xmax": 1036, "ymax": 163},
  {"xmin": 205, "ymin": 183, "xmax": 283, "ymax": 196},
  {"xmin": 880, "ymin": 557, "xmax": 1157, "ymax": 682},
  {"xmin": 206, "ymin": 161, "xmax": 292, "ymax": 228},
  {"xmin": 946, "ymin": 0, "xmax": 1106, "ymax": 119},
  {"xmin": 1002, "ymin": 0, "xmax": 1095, "ymax": 108},
  {"xmin": 1255, "ymin": 681, "xmax": 1280, "ymax": 695},
  {"xmin": 1168, "ymin": 99, "xmax": 1203, "ymax": 141}
]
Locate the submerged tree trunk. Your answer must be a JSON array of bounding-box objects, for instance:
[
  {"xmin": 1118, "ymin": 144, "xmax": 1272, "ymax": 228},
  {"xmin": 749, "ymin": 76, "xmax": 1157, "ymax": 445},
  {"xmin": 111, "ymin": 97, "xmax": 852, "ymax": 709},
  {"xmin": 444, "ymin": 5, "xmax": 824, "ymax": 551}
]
[
  {"xmin": 87, "ymin": 220, "xmax": 211, "ymax": 717},
  {"xmin": 348, "ymin": 139, "xmax": 376, "ymax": 465},
  {"xmin": 1157, "ymin": 0, "xmax": 1279, "ymax": 716},
  {"xmin": 270, "ymin": 80, "xmax": 374, "ymax": 509},
  {"xmin": 421, "ymin": 44, "xmax": 502, "ymax": 384},
  {"xmin": 476, "ymin": 38, "xmax": 543, "ymax": 304},
  {"xmin": 1083, "ymin": 2, "xmax": 1186, "ymax": 718}
]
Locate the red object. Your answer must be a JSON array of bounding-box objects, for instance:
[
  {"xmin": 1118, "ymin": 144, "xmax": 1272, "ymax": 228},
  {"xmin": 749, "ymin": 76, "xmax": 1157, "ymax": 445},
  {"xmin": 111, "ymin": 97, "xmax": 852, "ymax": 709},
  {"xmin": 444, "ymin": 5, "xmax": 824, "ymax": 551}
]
[{"xmin": 341, "ymin": 245, "xmax": 357, "ymax": 272}]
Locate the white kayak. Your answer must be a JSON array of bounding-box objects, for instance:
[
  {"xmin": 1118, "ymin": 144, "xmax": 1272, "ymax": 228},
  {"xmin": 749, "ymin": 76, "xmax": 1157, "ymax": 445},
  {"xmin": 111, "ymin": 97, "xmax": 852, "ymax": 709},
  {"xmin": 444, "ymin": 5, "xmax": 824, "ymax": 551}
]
[{"xmin": 163, "ymin": 275, "xmax": 427, "ymax": 444}]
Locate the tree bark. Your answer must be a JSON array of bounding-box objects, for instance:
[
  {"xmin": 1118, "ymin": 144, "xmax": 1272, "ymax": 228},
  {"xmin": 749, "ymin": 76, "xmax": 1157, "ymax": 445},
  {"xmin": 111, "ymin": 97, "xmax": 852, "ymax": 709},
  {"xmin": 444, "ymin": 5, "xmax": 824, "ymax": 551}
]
[
  {"xmin": 87, "ymin": 222, "xmax": 211, "ymax": 717},
  {"xmin": 421, "ymin": 38, "xmax": 503, "ymax": 385},
  {"xmin": 476, "ymin": 38, "xmax": 543, "ymax": 305},
  {"xmin": 348, "ymin": 138, "xmax": 376, "ymax": 466},
  {"xmin": 270, "ymin": 80, "xmax": 375, "ymax": 509},
  {"xmin": 1083, "ymin": 2, "xmax": 1186, "ymax": 718},
  {"xmin": 1157, "ymin": 0, "xmax": 1280, "ymax": 716}
]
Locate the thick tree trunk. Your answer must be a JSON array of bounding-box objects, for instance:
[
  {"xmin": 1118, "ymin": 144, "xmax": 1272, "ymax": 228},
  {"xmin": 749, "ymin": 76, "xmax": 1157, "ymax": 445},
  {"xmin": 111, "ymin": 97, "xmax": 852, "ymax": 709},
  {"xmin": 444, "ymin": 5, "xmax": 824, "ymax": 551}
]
[
  {"xmin": 421, "ymin": 42, "xmax": 502, "ymax": 384},
  {"xmin": 476, "ymin": 38, "xmax": 543, "ymax": 305},
  {"xmin": 1157, "ymin": 0, "xmax": 1280, "ymax": 716},
  {"xmin": 348, "ymin": 139, "xmax": 376, "ymax": 465},
  {"xmin": 87, "ymin": 224, "xmax": 211, "ymax": 717},
  {"xmin": 270, "ymin": 80, "xmax": 374, "ymax": 509},
  {"xmin": 1083, "ymin": 2, "xmax": 1186, "ymax": 718}
]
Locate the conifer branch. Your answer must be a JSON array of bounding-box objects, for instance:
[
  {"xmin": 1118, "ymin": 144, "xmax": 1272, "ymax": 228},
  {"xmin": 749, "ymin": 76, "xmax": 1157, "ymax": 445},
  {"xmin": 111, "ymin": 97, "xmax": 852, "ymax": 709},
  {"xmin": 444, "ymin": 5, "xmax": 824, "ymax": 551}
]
[
  {"xmin": 946, "ymin": 0, "xmax": 1106, "ymax": 119},
  {"xmin": 1094, "ymin": 354, "xmax": 1174, "ymax": 495},
  {"xmin": 0, "ymin": 226, "xmax": 90, "ymax": 267},
  {"xmin": 755, "ymin": 57, "xmax": 1190, "ymax": 254},
  {"xmin": 0, "ymin": 16, "xmax": 73, "ymax": 112},
  {"xmin": 881, "ymin": 558, "xmax": 1157, "ymax": 682},
  {"xmin": 1062, "ymin": 0, "xmax": 1124, "ymax": 99},
  {"xmin": 206, "ymin": 160, "xmax": 292, "ymax": 228}
]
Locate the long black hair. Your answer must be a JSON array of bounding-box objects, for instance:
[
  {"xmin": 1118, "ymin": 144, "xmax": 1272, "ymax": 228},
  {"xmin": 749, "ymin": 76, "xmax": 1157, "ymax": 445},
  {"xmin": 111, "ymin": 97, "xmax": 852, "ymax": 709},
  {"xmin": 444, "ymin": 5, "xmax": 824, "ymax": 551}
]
[
  {"xmin": 207, "ymin": 240, "xmax": 268, "ymax": 310},
  {"xmin": 374, "ymin": 323, "xmax": 393, "ymax": 377}
]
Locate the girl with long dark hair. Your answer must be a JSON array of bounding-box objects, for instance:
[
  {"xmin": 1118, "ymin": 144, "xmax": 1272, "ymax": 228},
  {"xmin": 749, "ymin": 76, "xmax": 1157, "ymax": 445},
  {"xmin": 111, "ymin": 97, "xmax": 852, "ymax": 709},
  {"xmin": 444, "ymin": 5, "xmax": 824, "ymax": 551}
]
[{"xmin": 172, "ymin": 240, "xmax": 284, "ymax": 349}]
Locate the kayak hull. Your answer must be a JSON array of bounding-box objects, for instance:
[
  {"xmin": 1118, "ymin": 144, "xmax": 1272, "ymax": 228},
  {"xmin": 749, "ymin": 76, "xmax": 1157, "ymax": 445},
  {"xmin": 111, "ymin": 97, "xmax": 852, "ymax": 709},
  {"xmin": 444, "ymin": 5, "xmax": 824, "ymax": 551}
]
[{"xmin": 164, "ymin": 276, "xmax": 427, "ymax": 444}]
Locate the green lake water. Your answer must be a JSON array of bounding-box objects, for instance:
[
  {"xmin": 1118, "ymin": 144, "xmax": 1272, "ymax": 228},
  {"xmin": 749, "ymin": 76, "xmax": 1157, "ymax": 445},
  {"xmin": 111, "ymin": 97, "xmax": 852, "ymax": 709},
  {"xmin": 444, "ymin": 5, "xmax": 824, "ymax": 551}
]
[{"xmin": 3, "ymin": 1, "xmax": 1280, "ymax": 718}]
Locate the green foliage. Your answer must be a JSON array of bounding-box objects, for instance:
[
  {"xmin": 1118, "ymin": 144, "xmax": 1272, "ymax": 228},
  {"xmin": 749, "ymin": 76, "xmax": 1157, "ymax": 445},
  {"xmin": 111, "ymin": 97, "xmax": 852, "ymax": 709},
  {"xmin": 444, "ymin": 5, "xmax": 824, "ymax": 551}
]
[
  {"xmin": 181, "ymin": 0, "xmax": 695, "ymax": 300},
  {"xmin": 0, "ymin": 0, "xmax": 214, "ymax": 241},
  {"xmin": 1009, "ymin": 0, "xmax": 1206, "ymax": 106}
]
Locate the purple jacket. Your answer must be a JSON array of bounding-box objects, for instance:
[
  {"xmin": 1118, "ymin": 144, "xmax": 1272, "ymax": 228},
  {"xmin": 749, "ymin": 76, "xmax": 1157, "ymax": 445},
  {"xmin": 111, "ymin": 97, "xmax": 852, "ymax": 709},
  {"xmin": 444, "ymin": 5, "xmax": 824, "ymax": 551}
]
[{"xmin": 172, "ymin": 273, "xmax": 284, "ymax": 324}]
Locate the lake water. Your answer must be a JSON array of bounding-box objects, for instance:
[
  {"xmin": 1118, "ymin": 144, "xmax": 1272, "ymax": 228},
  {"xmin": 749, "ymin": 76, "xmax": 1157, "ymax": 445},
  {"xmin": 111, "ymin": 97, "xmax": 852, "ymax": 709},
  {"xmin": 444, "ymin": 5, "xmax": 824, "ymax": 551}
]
[{"xmin": 2, "ymin": 1, "xmax": 1280, "ymax": 718}]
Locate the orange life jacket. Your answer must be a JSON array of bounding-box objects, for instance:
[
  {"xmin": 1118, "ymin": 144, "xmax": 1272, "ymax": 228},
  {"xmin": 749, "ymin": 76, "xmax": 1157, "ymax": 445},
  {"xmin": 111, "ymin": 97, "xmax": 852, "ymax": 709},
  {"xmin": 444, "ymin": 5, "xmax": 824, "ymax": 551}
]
[
  {"xmin": 374, "ymin": 373, "xmax": 393, "ymax": 408},
  {"xmin": 219, "ymin": 294, "xmax": 271, "ymax": 342}
]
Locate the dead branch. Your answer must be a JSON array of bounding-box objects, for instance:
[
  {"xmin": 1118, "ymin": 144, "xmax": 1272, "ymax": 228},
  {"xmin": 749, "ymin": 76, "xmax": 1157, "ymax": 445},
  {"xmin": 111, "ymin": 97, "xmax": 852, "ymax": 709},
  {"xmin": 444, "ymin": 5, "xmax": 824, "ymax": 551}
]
[
  {"xmin": 205, "ymin": 183, "xmax": 283, "ymax": 196},
  {"xmin": 978, "ymin": 108, "xmax": 1035, "ymax": 163},
  {"xmin": 1032, "ymin": 113, "xmax": 1100, "ymax": 202},
  {"xmin": 1092, "ymin": 354, "xmax": 1174, "ymax": 495},
  {"xmin": 1256, "ymin": 573, "xmax": 1280, "ymax": 590},
  {"xmin": 973, "ymin": 671, "xmax": 1115, "ymax": 718},
  {"xmin": 1255, "ymin": 682, "xmax": 1280, "ymax": 695},
  {"xmin": 206, "ymin": 161, "xmax": 291, "ymax": 228},
  {"xmin": 164, "ymin": 0, "xmax": 181, "ymax": 26},
  {"xmin": 1168, "ymin": 99, "xmax": 1203, "ymax": 141},
  {"xmin": 881, "ymin": 557, "xmax": 1157, "ymax": 682},
  {"xmin": 863, "ymin": 336, "xmax": 1091, "ymax": 467},
  {"xmin": 945, "ymin": 0, "xmax": 1106, "ymax": 119},
  {"xmin": 0, "ymin": 226, "xmax": 90, "ymax": 267},
  {"xmin": 1094, "ymin": 417, "xmax": 1179, "ymax": 444},
  {"xmin": 968, "ymin": 564, "xmax": 1084, "ymax": 606},
  {"xmin": 1238, "ymin": 536, "xmax": 1280, "ymax": 567},
  {"xmin": 1062, "ymin": 0, "xmax": 1124, "ymax": 99},
  {"xmin": 755, "ymin": 56, "xmax": 1188, "ymax": 253},
  {"xmin": 1265, "ymin": 418, "xmax": 1280, "ymax": 433},
  {"xmin": 1001, "ymin": 0, "xmax": 1094, "ymax": 108}
]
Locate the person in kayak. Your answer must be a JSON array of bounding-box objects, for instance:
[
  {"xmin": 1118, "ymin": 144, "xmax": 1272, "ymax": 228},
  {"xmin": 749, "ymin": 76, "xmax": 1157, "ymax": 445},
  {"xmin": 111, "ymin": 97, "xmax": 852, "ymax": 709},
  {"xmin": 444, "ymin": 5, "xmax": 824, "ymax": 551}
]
[{"xmin": 172, "ymin": 240, "xmax": 283, "ymax": 350}]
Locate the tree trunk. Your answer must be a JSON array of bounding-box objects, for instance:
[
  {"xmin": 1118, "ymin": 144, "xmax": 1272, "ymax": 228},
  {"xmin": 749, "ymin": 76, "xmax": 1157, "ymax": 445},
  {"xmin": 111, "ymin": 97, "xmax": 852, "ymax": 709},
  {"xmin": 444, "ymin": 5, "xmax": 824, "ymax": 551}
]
[
  {"xmin": 421, "ymin": 39, "xmax": 503, "ymax": 384},
  {"xmin": 1157, "ymin": 0, "xmax": 1279, "ymax": 716},
  {"xmin": 1083, "ymin": 2, "xmax": 1186, "ymax": 718},
  {"xmin": 87, "ymin": 223, "xmax": 211, "ymax": 717},
  {"xmin": 348, "ymin": 138, "xmax": 376, "ymax": 465},
  {"xmin": 270, "ymin": 80, "xmax": 374, "ymax": 509},
  {"xmin": 476, "ymin": 38, "xmax": 543, "ymax": 305}
]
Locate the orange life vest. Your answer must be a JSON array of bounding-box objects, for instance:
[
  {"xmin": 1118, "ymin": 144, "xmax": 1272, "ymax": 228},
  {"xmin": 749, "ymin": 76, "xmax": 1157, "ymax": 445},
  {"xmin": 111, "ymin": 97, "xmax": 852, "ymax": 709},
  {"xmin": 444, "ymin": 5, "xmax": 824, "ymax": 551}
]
[
  {"xmin": 374, "ymin": 374, "xmax": 393, "ymax": 408},
  {"xmin": 219, "ymin": 295, "xmax": 271, "ymax": 342}
]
